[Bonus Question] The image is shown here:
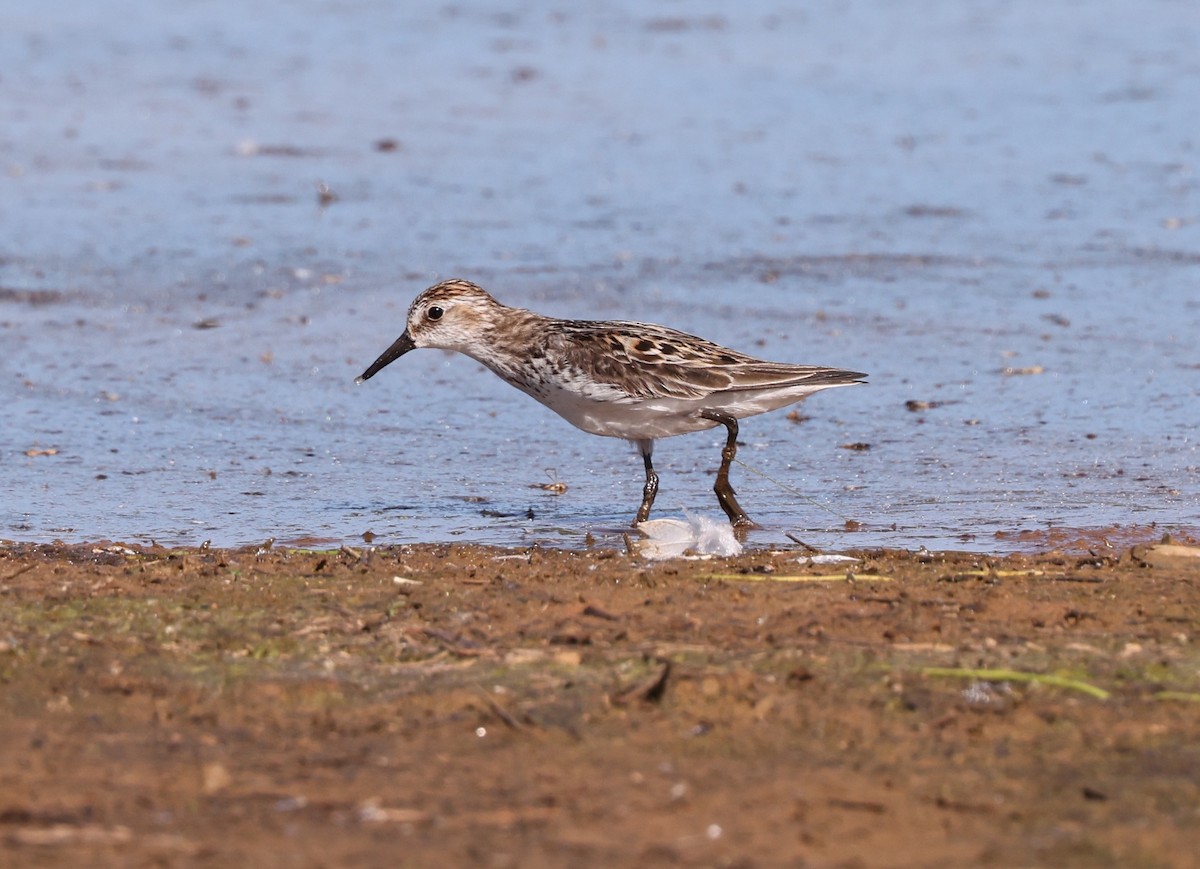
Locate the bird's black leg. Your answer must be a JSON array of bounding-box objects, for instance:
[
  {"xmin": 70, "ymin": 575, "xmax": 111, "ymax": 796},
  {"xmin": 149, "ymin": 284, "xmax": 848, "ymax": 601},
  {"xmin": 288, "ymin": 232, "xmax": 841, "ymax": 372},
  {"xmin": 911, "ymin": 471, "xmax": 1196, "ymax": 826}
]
[
  {"xmin": 698, "ymin": 410, "xmax": 754, "ymax": 528},
  {"xmin": 635, "ymin": 440, "xmax": 658, "ymax": 525}
]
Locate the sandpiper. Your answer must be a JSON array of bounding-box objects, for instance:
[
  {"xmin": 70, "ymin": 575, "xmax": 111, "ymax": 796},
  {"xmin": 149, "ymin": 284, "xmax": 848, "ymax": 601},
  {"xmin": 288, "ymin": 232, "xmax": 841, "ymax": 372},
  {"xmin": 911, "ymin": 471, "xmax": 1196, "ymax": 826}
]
[{"xmin": 358, "ymin": 279, "xmax": 865, "ymax": 527}]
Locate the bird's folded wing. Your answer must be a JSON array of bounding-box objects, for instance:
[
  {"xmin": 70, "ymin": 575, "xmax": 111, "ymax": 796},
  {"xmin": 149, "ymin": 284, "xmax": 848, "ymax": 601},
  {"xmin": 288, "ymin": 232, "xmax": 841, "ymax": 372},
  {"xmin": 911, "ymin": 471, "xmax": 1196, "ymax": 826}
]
[{"xmin": 551, "ymin": 323, "xmax": 863, "ymax": 402}]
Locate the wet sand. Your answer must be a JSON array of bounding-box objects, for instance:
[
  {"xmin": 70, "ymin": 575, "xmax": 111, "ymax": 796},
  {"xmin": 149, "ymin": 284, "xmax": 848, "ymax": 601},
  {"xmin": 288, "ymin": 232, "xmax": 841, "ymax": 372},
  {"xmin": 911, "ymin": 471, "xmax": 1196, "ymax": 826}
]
[{"xmin": 2, "ymin": 534, "xmax": 1198, "ymax": 866}]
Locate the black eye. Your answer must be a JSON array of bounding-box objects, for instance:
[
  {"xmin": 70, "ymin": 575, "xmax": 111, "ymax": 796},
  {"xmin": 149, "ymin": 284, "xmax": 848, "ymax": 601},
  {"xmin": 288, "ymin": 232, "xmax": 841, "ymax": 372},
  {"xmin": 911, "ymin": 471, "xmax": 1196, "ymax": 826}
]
[{"xmin": 427, "ymin": 306, "xmax": 444, "ymax": 321}]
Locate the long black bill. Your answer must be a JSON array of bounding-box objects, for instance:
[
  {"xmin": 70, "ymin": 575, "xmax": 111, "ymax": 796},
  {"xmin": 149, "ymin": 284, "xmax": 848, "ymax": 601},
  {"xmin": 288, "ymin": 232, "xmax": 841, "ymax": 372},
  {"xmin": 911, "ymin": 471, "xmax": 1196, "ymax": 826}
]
[{"xmin": 356, "ymin": 331, "xmax": 416, "ymax": 383}]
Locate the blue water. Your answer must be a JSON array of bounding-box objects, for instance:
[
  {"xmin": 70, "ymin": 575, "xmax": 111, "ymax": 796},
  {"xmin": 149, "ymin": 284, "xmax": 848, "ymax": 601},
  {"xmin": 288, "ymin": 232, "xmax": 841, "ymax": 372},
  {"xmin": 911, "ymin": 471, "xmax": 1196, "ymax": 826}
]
[{"xmin": 3, "ymin": 0, "xmax": 1198, "ymax": 550}]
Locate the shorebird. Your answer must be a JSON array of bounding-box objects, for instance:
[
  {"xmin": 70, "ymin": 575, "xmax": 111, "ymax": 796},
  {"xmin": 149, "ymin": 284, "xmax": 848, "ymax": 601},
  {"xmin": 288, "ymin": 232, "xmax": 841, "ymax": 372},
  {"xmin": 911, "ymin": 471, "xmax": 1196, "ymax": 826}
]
[{"xmin": 358, "ymin": 279, "xmax": 865, "ymax": 526}]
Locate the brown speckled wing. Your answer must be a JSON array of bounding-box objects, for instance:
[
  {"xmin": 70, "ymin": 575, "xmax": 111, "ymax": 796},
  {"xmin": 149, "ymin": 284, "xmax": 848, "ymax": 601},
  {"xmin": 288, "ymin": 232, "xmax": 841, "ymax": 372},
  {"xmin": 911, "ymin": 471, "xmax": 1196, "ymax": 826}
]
[{"xmin": 550, "ymin": 321, "xmax": 863, "ymax": 401}]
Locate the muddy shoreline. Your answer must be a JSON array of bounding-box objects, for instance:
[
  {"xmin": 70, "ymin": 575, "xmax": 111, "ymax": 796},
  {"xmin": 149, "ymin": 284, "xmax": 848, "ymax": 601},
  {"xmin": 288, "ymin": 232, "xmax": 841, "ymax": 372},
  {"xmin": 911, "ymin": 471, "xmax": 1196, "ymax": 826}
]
[{"xmin": 2, "ymin": 535, "xmax": 1198, "ymax": 866}]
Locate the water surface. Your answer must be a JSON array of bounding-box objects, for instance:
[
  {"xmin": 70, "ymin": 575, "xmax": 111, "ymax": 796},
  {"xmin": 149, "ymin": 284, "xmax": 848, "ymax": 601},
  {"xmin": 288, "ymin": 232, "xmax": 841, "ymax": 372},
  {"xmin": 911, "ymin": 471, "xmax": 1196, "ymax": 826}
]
[{"xmin": 3, "ymin": 0, "xmax": 1198, "ymax": 550}]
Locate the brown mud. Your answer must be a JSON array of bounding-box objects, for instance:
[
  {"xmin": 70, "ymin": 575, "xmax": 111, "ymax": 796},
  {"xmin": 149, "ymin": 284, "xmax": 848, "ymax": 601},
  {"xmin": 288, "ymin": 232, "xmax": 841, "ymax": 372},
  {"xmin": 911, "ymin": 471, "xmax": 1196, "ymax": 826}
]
[{"xmin": 2, "ymin": 532, "xmax": 1199, "ymax": 867}]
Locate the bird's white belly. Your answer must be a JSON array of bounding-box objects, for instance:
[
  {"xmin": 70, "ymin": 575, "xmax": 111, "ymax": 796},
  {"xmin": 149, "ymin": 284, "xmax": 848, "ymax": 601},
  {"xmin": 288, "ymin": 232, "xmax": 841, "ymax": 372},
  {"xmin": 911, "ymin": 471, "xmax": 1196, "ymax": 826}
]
[
  {"xmin": 520, "ymin": 380, "xmax": 836, "ymax": 441},
  {"xmin": 520, "ymin": 381, "xmax": 709, "ymax": 440}
]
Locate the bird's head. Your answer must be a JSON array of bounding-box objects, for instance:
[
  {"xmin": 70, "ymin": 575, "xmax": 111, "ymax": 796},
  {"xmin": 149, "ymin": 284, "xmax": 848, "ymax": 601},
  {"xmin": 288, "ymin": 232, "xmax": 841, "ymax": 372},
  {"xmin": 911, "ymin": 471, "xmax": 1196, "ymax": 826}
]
[{"xmin": 356, "ymin": 279, "xmax": 505, "ymax": 382}]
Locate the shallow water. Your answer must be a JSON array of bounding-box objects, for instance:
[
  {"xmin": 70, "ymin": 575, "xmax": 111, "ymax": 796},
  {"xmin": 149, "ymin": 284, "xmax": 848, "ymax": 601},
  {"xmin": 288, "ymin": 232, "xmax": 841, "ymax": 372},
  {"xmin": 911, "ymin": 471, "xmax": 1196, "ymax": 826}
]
[{"xmin": 3, "ymin": 0, "xmax": 1198, "ymax": 550}]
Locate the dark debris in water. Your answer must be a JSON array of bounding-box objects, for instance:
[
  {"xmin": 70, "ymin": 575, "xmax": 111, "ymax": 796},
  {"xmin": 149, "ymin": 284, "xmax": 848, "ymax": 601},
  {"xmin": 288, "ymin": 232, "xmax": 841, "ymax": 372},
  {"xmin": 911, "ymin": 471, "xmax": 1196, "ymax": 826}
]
[{"xmin": 0, "ymin": 288, "xmax": 70, "ymax": 305}]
